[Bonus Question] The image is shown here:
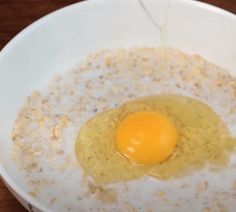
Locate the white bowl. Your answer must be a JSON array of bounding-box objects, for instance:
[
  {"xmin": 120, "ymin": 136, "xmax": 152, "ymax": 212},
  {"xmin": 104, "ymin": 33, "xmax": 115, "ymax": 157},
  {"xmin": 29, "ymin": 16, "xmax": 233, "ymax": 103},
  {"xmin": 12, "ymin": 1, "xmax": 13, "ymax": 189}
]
[{"xmin": 0, "ymin": 0, "xmax": 236, "ymax": 211}]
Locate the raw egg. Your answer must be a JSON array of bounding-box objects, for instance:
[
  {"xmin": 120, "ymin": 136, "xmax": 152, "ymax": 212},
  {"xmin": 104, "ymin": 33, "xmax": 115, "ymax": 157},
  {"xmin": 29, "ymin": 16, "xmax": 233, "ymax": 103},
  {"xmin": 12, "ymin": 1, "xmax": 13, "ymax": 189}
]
[{"xmin": 75, "ymin": 95, "xmax": 235, "ymax": 184}]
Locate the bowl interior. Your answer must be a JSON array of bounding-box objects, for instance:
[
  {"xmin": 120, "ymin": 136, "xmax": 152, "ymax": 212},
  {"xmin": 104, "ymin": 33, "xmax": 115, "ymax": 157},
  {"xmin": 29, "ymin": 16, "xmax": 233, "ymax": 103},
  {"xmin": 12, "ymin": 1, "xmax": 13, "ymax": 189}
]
[{"xmin": 0, "ymin": 0, "xmax": 236, "ymax": 211}]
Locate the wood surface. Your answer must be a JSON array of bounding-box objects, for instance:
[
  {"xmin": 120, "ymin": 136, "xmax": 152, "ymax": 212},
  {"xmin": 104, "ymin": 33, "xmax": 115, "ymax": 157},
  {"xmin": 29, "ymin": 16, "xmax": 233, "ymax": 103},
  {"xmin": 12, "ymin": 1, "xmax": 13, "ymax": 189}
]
[{"xmin": 0, "ymin": 0, "xmax": 235, "ymax": 211}]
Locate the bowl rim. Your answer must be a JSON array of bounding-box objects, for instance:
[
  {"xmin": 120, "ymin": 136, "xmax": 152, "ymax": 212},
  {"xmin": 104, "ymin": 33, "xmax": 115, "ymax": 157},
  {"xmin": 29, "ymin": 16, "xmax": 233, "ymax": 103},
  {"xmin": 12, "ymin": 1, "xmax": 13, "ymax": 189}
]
[{"xmin": 0, "ymin": 0, "xmax": 235, "ymax": 211}]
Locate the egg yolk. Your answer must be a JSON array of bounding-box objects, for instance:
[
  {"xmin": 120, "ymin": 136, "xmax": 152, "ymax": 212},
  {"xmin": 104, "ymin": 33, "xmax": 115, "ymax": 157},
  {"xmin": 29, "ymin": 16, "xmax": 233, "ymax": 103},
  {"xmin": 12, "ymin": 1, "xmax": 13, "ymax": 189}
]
[{"xmin": 116, "ymin": 111, "xmax": 178, "ymax": 165}]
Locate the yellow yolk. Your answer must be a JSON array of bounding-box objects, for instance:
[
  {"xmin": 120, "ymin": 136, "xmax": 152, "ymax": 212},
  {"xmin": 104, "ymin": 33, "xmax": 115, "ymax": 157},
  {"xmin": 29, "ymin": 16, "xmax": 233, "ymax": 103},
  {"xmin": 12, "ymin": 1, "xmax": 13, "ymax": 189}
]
[{"xmin": 116, "ymin": 111, "xmax": 178, "ymax": 165}]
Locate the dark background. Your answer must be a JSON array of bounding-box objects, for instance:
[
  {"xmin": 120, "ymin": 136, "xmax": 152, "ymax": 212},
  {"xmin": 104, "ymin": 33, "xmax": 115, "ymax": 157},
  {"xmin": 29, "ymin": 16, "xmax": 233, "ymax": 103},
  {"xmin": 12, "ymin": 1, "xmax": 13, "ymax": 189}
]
[{"xmin": 0, "ymin": 0, "xmax": 235, "ymax": 211}]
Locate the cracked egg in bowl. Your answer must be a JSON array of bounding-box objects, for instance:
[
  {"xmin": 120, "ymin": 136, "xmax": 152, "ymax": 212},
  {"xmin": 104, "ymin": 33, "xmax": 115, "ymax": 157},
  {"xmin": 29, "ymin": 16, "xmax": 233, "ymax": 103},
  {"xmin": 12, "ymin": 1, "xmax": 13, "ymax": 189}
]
[
  {"xmin": 0, "ymin": 0, "xmax": 236, "ymax": 212},
  {"xmin": 11, "ymin": 47, "xmax": 236, "ymax": 211}
]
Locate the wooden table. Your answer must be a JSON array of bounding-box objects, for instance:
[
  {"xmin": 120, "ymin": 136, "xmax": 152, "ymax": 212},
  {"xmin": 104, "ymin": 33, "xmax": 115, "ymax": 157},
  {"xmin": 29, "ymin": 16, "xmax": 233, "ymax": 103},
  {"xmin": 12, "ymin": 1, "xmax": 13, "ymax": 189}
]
[{"xmin": 0, "ymin": 0, "xmax": 235, "ymax": 211}]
